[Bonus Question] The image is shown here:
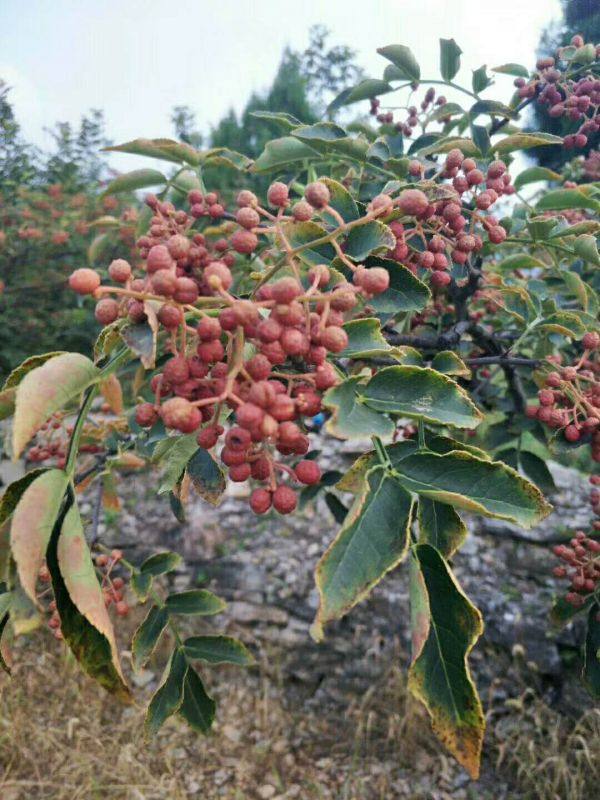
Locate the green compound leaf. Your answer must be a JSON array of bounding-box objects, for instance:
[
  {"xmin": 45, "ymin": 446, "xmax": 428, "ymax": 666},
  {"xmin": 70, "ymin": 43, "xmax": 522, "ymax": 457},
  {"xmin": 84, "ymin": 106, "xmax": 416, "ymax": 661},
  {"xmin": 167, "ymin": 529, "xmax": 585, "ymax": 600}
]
[
  {"xmin": 165, "ymin": 589, "xmax": 227, "ymax": 616},
  {"xmin": 145, "ymin": 648, "xmax": 188, "ymax": 736},
  {"xmin": 155, "ymin": 434, "xmax": 200, "ymax": 495},
  {"xmin": 131, "ymin": 571, "xmax": 153, "ymax": 602},
  {"xmin": 251, "ymin": 136, "xmax": 319, "ymax": 172},
  {"xmin": 409, "ymin": 544, "xmax": 484, "ymax": 779},
  {"xmin": 344, "ymin": 221, "xmax": 395, "ymax": 261},
  {"xmin": 340, "ymin": 318, "xmax": 392, "ymax": 359},
  {"xmin": 377, "ymin": 45, "xmax": 421, "ymax": 81},
  {"xmin": 418, "ymin": 498, "xmax": 467, "ymax": 558},
  {"xmin": 140, "ymin": 551, "xmax": 182, "ymax": 576},
  {"xmin": 104, "ymin": 138, "xmax": 202, "ymax": 165},
  {"xmin": 186, "ymin": 448, "xmax": 226, "ymax": 506},
  {"xmin": 132, "ymin": 605, "xmax": 169, "ymax": 671},
  {"xmin": 345, "ymin": 79, "xmax": 394, "ymax": 104},
  {"xmin": 536, "ymin": 187, "xmax": 600, "ymax": 212},
  {"xmin": 472, "ymin": 65, "xmax": 492, "ymax": 94},
  {"xmin": 323, "ymin": 377, "xmax": 395, "ymax": 440},
  {"xmin": 360, "ymin": 366, "xmax": 482, "ymax": 429},
  {"xmin": 574, "ymin": 234, "xmax": 600, "ymax": 266},
  {"xmin": 281, "ymin": 220, "xmax": 336, "ymax": 266},
  {"xmin": 184, "ymin": 635, "xmax": 255, "ymax": 666},
  {"xmin": 249, "ymin": 110, "xmax": 303, "ymax": 131},
  {"xmin": 12, "ymin": 353, "xmax": 100, "ymax": 458},
  {"xmin": 583, "ymin": 604, "xmax": 600, "ymax": 700},
  {"xmin": 312, "ymin": 467, "xmax": 414, "ymax": 640},
  {"xmin": 49, "ymin": 502, "xmax": 130, "ymax": 701},
  {"xmin": 392, "ymin": 450, "xmax": 552, "ymax": 529},
  {"xmin": 103, "ymin": 168, "xmax": 166, "ymax": 196},
  {"xmin": 495, "ymin": 132, "xmax": 564, "ymax": 155},
  {"xmin": 492, "ymin": 63, "xmax": 529, "ymax": 78},
  {"xmin": 440, "ymin": 38, "xmax": 462, "ymax": 82},
  {"xmin": 513, "ymin": 166, "xmax": 562, "ymax": 191},
  {"xmin": 10, "ymin": 469, "xmax": 68, "ymax": 603},
  {"xmin": 178, "ymin": 665, "xmax": 216, "ymax": 734},
  {"xmin": 431, "ymin": 351, "xmax": 471, "ymax": 378}
]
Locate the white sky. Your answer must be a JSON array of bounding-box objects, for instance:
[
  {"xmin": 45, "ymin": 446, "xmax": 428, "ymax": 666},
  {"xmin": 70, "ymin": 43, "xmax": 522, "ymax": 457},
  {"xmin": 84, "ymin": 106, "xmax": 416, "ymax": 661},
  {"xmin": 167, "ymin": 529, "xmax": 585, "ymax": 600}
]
[{"xmin": 0, "ymin": 0, "xmax": 562, "ymax": 171}]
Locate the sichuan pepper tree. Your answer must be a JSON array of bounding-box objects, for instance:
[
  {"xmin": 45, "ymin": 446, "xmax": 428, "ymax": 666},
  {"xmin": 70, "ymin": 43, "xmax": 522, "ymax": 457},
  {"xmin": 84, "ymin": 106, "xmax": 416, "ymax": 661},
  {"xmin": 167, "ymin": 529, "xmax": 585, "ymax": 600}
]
[
  {"xmin": 1, "ymin": 34, "xmax": 600, "ymax": 779},
  {"xmin": 0, "ymin": 182, "xmax": 139, "ymax": 376}
]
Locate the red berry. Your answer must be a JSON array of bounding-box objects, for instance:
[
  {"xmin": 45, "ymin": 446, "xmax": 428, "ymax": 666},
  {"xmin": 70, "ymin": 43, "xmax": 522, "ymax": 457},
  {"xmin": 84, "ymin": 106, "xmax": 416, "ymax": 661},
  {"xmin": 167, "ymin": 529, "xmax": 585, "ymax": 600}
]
[
  {"xmin": 231, "ymin": 229, "xmax": 258, "ymax": 254},
  {"xmin": 397, "ymin": 189, "xmax": 429, "ymax": 217},
  {"xmin": 359, "ymin": 267, "xmax": 390, "ymax": 295},
  {"xmin": 245, "ymin": 354, "xmax": 272, "ymax": 381},
  {"xmin": 271, "ymin": 277, "xmax": 303, "ymax": 304},
  {"xmin": 272, "ymin": 485, "xmax": 298, "ymax": 514},
  {"xmin": 267, "ymin": 182, "xmax": 289, "ymax": 208},
  {"xmin": 160, "ymin": 397, "xmax": 201, "ymax": 433},
  {"xmin": 108, "ymin": 258, "xmax": 132, "ymax": 283},
  {"xmin": 173, "ymin": 277, "xmax": 199, "ymax": 304},
  {"xmin": 305, "ymin": 181, "xmax": 330, "ymax": 209},
  {"xmin": 197, "ymin": 426, "xmax": 220, "ymax": 449},
  {"xmin": 69, "ymin": 268, "xmax": 101, "ymax": 295},
  {"xmin": 565, "ymin": 425, "xmax": 581, "ymax": 443},
  {"xmin": 157, "ymin": 304, "xmax": 184, "ymax": 330},
  {"xmin": 321, "ymin": 326, "xmax": 349, "ymax": 354},
  {"xmin": 292, "ymin": 201, "xmax": 313, "ymax": 221},
  {"xmin": 197, "ymin": 316, "xmax": 222, "ymax": 341},
  {"xmin": 236, "ymin": 403, "xmax": 264, "ymax": 429},
  {"xmin": 250, "ymin": 488, "xmax": 272, "ymax": 514},
  {"xmin": 95, "ymin": 298, "xmax": 119, "ymax": 325},
  {"xmin": 135, "ymin": 402, "xmax": 158, "ymax": 428},
  {"xmin": 229, "ymin": 463, "xmax": 251, "ymax": 482},
  {"xmin": 146, "ymin": 244, "xmax": 173, "ymax": 273},
  {"xmin": 295, "ymin": 460, "xmax": 321, "ymax": 485}
]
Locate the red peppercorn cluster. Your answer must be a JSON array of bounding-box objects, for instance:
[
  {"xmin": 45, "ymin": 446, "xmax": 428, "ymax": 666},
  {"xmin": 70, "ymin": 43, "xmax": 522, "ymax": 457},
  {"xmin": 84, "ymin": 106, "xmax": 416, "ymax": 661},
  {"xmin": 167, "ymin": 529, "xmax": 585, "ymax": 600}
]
[
  {"xmin": 552, "ymin": 497, "xmax": 600, "ymax": 609},
  {"xmin": 95, "ymin": 549, "xmax": 130, "ymax": 616},
  {"xmin": 370, "ymin": 86, "xmax": 448, "ymax": 136},
  {"xmin": 552, "ymin": 532, "xmax": 600, "ymax": 608},
  {"xmin": 526, "ymin": 333, "xmax": 600, "ymax": 456},
  {"xmin": 516, "ymin": 34, "xmax": 600, "ymax": 150},
  {"xmin": 25, "ymin": 412, "xmax": 69, "ymax": 469},
  {"xmin": 71, "ymin": 180, "xmax": 400, "ymax": 514},
  {"xmin": 386, "ymin": 149, "xmax": 512, "ymax": 289},
  {"xmin": 25, "ymin": 412, "xmax": 113, "ymax": 469}
]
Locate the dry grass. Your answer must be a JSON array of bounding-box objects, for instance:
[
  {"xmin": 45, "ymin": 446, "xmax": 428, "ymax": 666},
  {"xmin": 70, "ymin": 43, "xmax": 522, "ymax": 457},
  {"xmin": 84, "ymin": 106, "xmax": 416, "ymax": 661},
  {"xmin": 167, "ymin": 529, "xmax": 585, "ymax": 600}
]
[{"xmin": 0, "ymin": 629, "xmax": 598, "ymax": 800}]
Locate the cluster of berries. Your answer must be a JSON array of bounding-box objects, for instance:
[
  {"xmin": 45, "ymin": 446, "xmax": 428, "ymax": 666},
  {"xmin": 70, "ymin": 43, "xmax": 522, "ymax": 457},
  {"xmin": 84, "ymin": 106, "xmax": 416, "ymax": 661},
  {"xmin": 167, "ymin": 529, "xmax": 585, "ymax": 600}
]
[
  {"xmin": 386, "ymin": 149, "xmax": 512, "ymax": 288},
  {"xmin": 25, "ymin": 412, "xmax": 107, "ymax": 468},
  {"xmin": 94, "ymin": 550, "xmax": 130, "ymax": 616},
  {"xmin": 0, "ymin": 185, "xmax": 131, "ymax": 250},
  {"xmin": 25, "ymin": 412, "xmax": 69, "ymax": 468},
  {"xmin": 517, "ymin": 34, "xmax": 600, "ymax": 150},
  {"xmin": 526, "ymin": 333, "xmax": 600, "ymax": 456},
  {"xmin": 370, "ymin": 86, "xmax": 448, "ymax": 136},
  {"xmin": 69, "ymin": 179, "xmax": 401, "ymax": 513},
  {"xmin": 552, "ymin": 476, "xmax": 600, "ymax": 609}
]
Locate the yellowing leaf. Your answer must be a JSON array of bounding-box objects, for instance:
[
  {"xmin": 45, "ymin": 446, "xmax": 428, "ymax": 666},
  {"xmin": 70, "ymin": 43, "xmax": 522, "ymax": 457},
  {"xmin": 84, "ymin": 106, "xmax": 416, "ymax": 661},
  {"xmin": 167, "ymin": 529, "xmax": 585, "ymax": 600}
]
[
  {"xmin": 54, "ymin": 503, "xmax": 129, "ymax": 699},
  {"xmin": 10, "ymin": 469, "xmax": 68, "ymax": 603},
  {"xmin": 12, "ymin": 354, "xmax": 99, "ymax": 458},
  {"xmin": 313, "ymin": 467, "xmax": 414, "ymax": 640}
]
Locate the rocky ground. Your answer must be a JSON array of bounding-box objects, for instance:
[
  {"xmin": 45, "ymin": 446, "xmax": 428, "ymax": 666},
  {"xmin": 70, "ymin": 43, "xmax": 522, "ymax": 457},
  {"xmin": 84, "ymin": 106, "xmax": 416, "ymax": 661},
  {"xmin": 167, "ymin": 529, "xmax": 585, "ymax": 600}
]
[{"xmin": 1, "ymin": 439, "xmax": 599, "ymax": 799}]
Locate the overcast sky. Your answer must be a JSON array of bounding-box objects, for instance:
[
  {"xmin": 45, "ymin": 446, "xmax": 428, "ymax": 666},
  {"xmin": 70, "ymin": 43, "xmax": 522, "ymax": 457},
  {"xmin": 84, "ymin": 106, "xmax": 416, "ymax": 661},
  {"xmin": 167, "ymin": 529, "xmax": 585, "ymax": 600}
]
[{"xmin": 1, "ymin": 0, "xmax": 562, "ymax": 171}]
